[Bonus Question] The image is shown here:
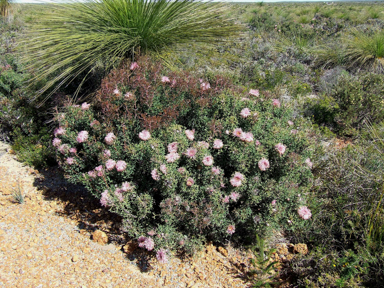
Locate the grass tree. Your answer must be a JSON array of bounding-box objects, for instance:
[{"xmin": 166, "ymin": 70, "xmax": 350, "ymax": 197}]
[
  {"xmin": 21, "ymin": 0, "xmax": 242, "ymax": 103},
  {"xmin": 0, "ymin": 0, "xmax": 11, "ymax": 17},
  {"xmin": 314, "ymin": 30, "xmax": 384, "ymax": 72},
  {"xmin": 344, "ymin": 30, "xmax": 384, "ymax": 72}
]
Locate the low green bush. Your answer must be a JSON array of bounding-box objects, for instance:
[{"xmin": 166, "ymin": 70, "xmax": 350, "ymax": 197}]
[
  {"xmin": 305, "ymin": 73, "xmax": 384, "ymax": 136},
  {"xmin": 287, "ymin": 123, "xmax": 384, "ymax": 287},
  {"xmin": 53, "ymin": 56, "xmax": 315, "ymax": 259},
  {"xmin": 0, "ymin": 53, "xmax": 55, "ymax": 167}
]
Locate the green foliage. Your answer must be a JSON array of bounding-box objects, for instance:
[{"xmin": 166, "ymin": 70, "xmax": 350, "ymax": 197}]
[
  {"xmin": 53, "ymin": 57, "xmax": 315, "ymax": 256},
  {"xmin": 240, "ymin": 66, "xmax": 287, "ymax": 91},
  {"xmin": 0, "ymin": 38, "xmax": 55, "ymax": 168},
  {"xmin": 358, "ymin": 123, "xmax": 384, "ymax": 251},
  {"xmin": 248, "ymin": 235, "xmax": 279, "ymax": 288},
  {"xmin": 22, "ymin": 0, "xmax": 242, "ymax": 103},
  {"xmin": 11, "ymin": 127, "xmax": 55, "ymax": 168},
  {"xmin": 290, "ymin": 247, "xmax": 369, "ymax": 288},
  {"xmin": 344, "ymin": 30, "xmax": 384, "ymax": 72},
  {"xmin": 0, "ymin": 58, "xmax": 24, "ymax": 97},
  {"xmin": 314, "ymin": 45, "xmax": 346, "ymax": 69},
  {"xmin": 305, "ymin": 95, "xmax": 339, "ymax": 132},
  {"xmin": 11, "ymin": 179, "xmax": 24, "ymax": 204},
  {"xmin": 305, "ymin": 73, "xmax": 384, "ymax": 136},
  {"xmin": 315, "ymin": 30, "xmax": 384, "ymax": 72},
  {"xmin": 287, "ymin": 122, "xmax": 384, "ymax": 286}
]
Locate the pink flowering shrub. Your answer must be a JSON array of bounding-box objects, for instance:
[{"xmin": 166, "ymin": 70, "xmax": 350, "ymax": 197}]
[{"xmin": 53, "ymin": 56, "xmax": 314, "ymax": 255}]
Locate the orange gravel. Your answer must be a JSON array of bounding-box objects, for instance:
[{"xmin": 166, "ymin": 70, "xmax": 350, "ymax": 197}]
[{"xmin": 0, "ymin": 142, "xmax": 254, "ymax": 288}]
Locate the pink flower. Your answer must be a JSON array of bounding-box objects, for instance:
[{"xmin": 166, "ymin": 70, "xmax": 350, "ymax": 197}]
[
  {"xmin": 160, "ymin": 164, "xmax": 167, "ymax": 175},
  {"xmin": 185, "ymin": 148, "xmax": 197, "ymax": 159},
  {"xmin": 223, "ymin": 196, "xmax": 230, "ymax": 203},
  {"xmin": 165, "ymin": 152, "xmax": 180, "ymax": 163},
  {"xmin": 202, "ymin": 155, "xmax": 213, "ymax": 166},
  {"xmin": 212, "ymin": 167, "xmax": 220, "ymax": 175},
  {"xmin": 275, "ymin": 143, "xmax": 286, "ymax": 156},
  {"xmin": 139, "ymin": 130, "xmax": 151, "ymax": 141},
  {"xmin": 271, "ymin": 200, "xmax": 277, "ymax": 206},
  {"xmin": 291, "ymin": 129, "xmax": 298, "ymax": 135},
  {"xmin": 255, "ymin": 140, "xmax": 261, "ymax": 146},
  {"xmin": 97, "ymin": 170, "xmax": 104, "ymax": 177},
  {"xmin": 272, "ymin": 99, "xmax": 281, "ymax": 108},
  {"xmin": 233, "ymin": 172, "xmax": 245, "ymax": 181},
  {"xmin": 66, "ymin": 157, "xmax": 74, "ymax": 165},
  {"xmin": 249, "ymin": 89, "xmax": 259, "ymax": 97},
  {"xmin": 213, "ymin": 139, "xmax": 223, "ymax": 149},
  {"xmin": 151, "ymin": 169, "xmax": 160, "ymax": 181},
  {"xmin": 198, "ymin": 141, "xmax": 209, "ymax": 149},
  {"xmin": 103, "ymin": 149, "xmax": 111, "ymax": 158},
  {"xmin": 90, "ymin": 120, "xmax": 99, "ymax": 127},
  {"xmin": 167, "ymin": 142, "xmax": 178, "ymax": 153},
  {"xmin": 95, "ymin": 165, "xmax": 103, "ymax": 171},
  {"xmin": 186, "ymin": 177, "xmax": 194, "ymax": 186},
  {"xmin": 240, "ymin": 132, "xmax": 254, "ymax": 143},
  {"xmin": 100, "ymin": 190, "xmax": 110, "ymax": 207},
  {"xmin": 144, "ymin": 237, "xmax": 155, "ymax": 251},
  {"xmin": 233, "ymin": 128, "xmax": 243, "ymax": 138},
  {"xmin": 69, "ymin": 148, "xmax": 77, "ymax": 154},
  {"xmin": 288, "ymin": 120, "xmax": 294, "ymax": 126},
  {"xmin": 305, "ymin": 158, "xmax": 313, "ymax": 169},
  {"xmin": 59, "ymin": 144, "xmax": 70, "ymax": 154},
  {"xmin": 114, "ymin": 189, "xmax": 124, "ymax": 202},
  {"xmin": 122, "ymin": 182, "xmax": 134, "ymax": 192},
  {"xmin": 105, "ymin": 132, "xmax": 116, "ymax": 145},
  {"xmin": 116, "ymin": 160, "xmax": 127, "ymax": 172},
  {"xmin": 241, "ymin": 97, "xmax": 250, "ymax": 101},
  {"xmin": 201, "ymin": 82, "xmax": 211, "ymax": 91},
  {"xmin": 258, "ymin": 158, "xmax": 270, "ymax": 171},
  {"xmin": 230, "ymin": 178, "xmax": 242, "ymax": 187},
  {"xmin": 227, "ymin": 225, "xmax": 235, "ymax": 235},
  {"xmin": 138, "ymin": 236, "xmax": 146, "ymax": 248},
  {"xmin": 105, "ymin": 159, "xmax": 116, "ymax": 171},
  {"xmin": 156, "ymin": 249, "xmax": 168, "ymax": 264},
  {"xmin": 177, "ymin": 167, "xmax": 186, "ymax": 174},
  {"xmin": 81, "ymin": 102, "xmax": 90, "ymax": 110},
  {"xmin": 113, "ymin": 88, "xmax": 121, "ymax": 95},
  {"xmin": 240, "ymin": 108, "xmax": 251, "ymax": 118},
  {"xmin": 124, "ymin": 92, "xmax": 133, "ymax": 99},
  {"xmin": 185, "ymin": 129, "xmax": 195, "ymax": 141},
  {"xmin": 54, "ymin": 127, "xmax": 66, "ymax": 137},
  {"xmin": 76, "ymin": 131, "xmax": 89, "ymax": 143},
  {"xmin": 148, "ymin": 230, "xmax": 156, "ymax": 236},
  {"xmin": 130, "ymin": 62, "xmax": 139, "ymax": 70},
  {"xmin": 230, "ymin": 192, "xmax": 240, "ymax": 202},
  {"xmin": 161, "ymin": 76, "xmax": 170, "ymax": 83},
  {"xmin": 298, "ymin": 206, "xmax": 312, "ymax": 220},
  {"xmin": 52, "ymin": 138, "xmax": 61, "ymax": 147},
  {"xmin": 88, "ymin": 171, "xmax": 96, "ymax": 178}
]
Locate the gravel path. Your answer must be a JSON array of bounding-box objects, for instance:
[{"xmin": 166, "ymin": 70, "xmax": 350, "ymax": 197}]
[{"xmin": 0, "ymin": 142, "xmax": 252, "ymax": 288}]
